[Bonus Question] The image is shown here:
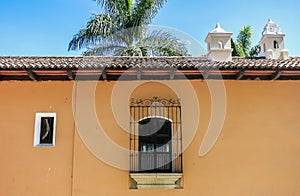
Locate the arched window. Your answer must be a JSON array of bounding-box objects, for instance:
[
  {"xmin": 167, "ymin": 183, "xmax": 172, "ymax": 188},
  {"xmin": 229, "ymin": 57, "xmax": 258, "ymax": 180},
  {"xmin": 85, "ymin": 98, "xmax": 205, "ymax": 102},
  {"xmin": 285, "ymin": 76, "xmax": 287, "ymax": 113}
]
[
  {"xmin": 139, "ymin": 117, "xmax": 172, "ymax": 172},
  {"xmin": 274, "ymin": 40, "xmax": 279, "ymax": 49},
  {"xmin": 218, "ymin": 41, "xmax": 224, "ymax": 49},
  {"xmin": 263, "ymin": 43, "xmax": 266, "ymax": 53},
  {"xmin": 129, "ymin": 97, "xmax": 182, "ymax": 174}
]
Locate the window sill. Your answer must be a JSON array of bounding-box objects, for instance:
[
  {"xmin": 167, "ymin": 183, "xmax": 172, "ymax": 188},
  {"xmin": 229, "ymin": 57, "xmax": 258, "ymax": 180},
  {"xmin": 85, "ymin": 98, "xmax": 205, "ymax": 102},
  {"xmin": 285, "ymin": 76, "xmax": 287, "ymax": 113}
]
[
  {"xmin": 34, "ymin": 144, "xmax": 55, "ymax": 147},
  {"xmin": 130, "ymin": 173, "xmax": 182, "ymax": 189}
]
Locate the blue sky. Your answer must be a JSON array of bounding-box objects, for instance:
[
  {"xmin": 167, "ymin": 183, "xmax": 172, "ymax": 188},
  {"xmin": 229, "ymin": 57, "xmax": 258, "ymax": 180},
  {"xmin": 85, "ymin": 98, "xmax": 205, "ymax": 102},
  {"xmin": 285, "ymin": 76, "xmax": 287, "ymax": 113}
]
[{"xmin": 0, "ymin": 0, "xmax": 299, "ymax": 56}]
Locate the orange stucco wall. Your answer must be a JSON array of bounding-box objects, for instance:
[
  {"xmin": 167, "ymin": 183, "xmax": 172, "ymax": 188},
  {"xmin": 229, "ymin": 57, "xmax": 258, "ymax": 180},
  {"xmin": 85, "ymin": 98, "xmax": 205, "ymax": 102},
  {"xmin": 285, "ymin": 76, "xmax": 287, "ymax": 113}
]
[
  {"xmin": 1, "ymin": 80, "xmax": 300, "ymax": 196},
  {"xmin": 0, "ymin": 81, "xmax": 75, "ymax": 196}
]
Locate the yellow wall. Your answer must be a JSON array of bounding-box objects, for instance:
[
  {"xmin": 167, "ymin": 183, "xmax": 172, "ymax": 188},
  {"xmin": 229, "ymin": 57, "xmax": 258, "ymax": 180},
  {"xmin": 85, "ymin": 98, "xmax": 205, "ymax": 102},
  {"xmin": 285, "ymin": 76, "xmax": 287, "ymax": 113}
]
[{"xmin": 1, "ymin": 80, "xmax": 300, "ymax": 195}]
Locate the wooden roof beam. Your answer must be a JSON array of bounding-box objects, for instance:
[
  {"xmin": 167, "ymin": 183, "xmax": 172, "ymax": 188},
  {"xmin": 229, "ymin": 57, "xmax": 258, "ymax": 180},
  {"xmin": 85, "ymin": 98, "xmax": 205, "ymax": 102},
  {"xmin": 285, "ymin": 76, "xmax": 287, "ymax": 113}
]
[
  {"xmin": 26, "ymin": 69, "xmax": 38, "ymax": 81},
  {"xmin": 236, "ymin": 69, "xmax": 244, "ymax": 80},
  {"xmin": 102, "ymin": 69, "xmax": 107, "ymax": 80},
  {"xmin": 137, "ymin": 69, "xmax": 141, "ymax": 80},
  {"xmin": 272, "ymin": 69, "xmax": 282, "ymax": 80},
  {"xmin": 202, "ymin": 69, "xmax": 210, "ymax": 80},
  {"xmin": 169, "ymin": 69, "xmax": 175, "ymax": 80},
  {"xmin": 67, "ymin": 70, "xmax": 74, "ymax": 80}
]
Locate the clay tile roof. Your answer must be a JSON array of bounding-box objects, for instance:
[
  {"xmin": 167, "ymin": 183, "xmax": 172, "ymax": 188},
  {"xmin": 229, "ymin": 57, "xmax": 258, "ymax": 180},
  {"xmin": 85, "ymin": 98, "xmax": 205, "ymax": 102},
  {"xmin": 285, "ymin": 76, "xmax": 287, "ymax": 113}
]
[
  {"xmin": 1, "ymin": 56, "xmax": 300, "ymax": 70},
  {"xmin": 1, "ymin": 56, "xmax": 300, "ymax": 80}
]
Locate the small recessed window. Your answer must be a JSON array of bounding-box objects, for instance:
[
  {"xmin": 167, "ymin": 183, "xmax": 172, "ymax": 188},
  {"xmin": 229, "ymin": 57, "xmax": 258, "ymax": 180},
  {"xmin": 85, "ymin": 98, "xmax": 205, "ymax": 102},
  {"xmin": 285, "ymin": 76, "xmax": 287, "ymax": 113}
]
[
  {"xmin": 218, "ymin": 41, "xmax": 224, "ymax": 49},
  {"xmin": 274, "ymin": 41, "xmax": 279, "ymax": 49},
  {"xmin": 34, "ymin": 113, "xmax": 56, "ymax": 147}
]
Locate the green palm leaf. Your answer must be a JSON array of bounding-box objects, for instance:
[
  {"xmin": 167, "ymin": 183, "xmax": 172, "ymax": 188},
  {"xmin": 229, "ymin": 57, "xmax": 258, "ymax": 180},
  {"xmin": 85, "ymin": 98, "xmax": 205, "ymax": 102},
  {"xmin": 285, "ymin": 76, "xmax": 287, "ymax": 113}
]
[
  {"xmin": 132, "ymin": 0, "xmax": 167, "ymax": 26},
  {"xmin": 69, "ymin": 0, "xmax": 188, "ymax": 56},
  {"xmin": 68, "ymin": 13, "xmax": 119, "ymax": 51},
  {"xmin": 142, "ymin": 30, "xmax": 188, "ymax": 56}
]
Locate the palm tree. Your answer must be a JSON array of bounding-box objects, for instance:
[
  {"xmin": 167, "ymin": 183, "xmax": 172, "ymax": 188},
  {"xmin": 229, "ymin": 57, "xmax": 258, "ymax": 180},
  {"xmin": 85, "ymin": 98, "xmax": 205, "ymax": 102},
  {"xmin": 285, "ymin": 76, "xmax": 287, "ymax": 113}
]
[{"xmin": 68, "ymin": 0, "xmax": 188, "ymax": 56}]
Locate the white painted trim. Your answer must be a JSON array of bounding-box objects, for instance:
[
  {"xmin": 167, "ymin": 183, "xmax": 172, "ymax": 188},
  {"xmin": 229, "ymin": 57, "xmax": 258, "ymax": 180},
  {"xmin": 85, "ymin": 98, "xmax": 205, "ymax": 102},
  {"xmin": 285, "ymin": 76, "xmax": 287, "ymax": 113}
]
[
  {"xmin": 138, "ymin": 116, "xmax": 173, "ymax": 123},
  {"xmin": 33, "ymin": 113, "xmax": 56, "ymax": 147}
]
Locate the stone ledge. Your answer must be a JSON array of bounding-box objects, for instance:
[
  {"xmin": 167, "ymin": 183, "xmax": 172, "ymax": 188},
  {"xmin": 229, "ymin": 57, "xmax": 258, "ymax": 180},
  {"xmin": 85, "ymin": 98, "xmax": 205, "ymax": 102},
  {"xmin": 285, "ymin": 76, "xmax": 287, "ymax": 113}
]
[{"xmin": 130, "ymin": 173, "xmax": 183, "ymax": 189}]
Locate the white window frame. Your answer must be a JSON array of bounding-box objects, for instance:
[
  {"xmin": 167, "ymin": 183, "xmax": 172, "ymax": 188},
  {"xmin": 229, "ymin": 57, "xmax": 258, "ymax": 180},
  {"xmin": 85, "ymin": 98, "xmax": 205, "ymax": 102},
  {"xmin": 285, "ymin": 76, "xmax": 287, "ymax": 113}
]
[{"xmin": 33, "ymin": 113, "xmax": 56, "ymax": 147}]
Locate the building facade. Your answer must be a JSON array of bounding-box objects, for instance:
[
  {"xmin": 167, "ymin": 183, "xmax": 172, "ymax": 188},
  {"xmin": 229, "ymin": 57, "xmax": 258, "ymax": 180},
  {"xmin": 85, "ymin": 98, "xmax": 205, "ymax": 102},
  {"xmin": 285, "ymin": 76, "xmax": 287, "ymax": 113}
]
[{"xmin": 1, "ymin": 20, "xmax": 300, "ymax": 196}]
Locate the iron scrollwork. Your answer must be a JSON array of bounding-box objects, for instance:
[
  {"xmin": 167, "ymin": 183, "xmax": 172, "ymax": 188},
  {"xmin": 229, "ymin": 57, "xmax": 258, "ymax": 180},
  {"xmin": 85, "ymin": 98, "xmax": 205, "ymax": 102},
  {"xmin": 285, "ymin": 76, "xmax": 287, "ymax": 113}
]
[{"xmin": 130, "ymin": 97, "xmax": 180, "ymax": 107}]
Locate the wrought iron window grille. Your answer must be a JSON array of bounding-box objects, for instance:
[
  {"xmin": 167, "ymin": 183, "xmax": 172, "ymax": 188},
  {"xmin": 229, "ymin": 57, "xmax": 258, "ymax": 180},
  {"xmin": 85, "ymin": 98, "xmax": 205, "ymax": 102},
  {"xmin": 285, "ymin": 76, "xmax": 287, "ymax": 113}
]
[{"xmin": 129, "ymin": 97, "xmax": 183, "ymax": 173}]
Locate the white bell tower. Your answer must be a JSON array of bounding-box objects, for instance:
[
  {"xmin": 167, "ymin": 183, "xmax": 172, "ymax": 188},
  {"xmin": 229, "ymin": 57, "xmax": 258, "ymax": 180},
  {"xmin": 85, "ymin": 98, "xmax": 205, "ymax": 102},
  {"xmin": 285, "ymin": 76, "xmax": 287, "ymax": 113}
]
[
  {"xmin": 259, "ymin": 19, "xmax": 288, "ymax": 59},
  {"xmin": 205, "ymin": 23, "xmax": 233, "ymax": 61}
]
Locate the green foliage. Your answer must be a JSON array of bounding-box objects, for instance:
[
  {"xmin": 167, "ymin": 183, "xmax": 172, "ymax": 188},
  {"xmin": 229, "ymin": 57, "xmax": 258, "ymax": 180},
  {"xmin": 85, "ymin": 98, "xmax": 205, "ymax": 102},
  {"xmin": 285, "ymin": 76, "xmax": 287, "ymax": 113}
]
[
  {"xmin": 231, "ymin": 38, "xmax": 245, "ymax": 57},
  {"xmin": 237, "ymin": 26, "xmax": 252, "ymax": 57},
  {"xmin": 81, "ymin": 27, "xmax": 188, "ymax": 56},
  {"xmin": 232, "ymin": 26, "xmax": 260, "ymax": 57},
  {"xmin": 249, "ymin": 45, "xmax": 261, "ymax": 57},
  {"xmin": 69, "ymin": 0, "xmax": 188, "ymax": 56}
]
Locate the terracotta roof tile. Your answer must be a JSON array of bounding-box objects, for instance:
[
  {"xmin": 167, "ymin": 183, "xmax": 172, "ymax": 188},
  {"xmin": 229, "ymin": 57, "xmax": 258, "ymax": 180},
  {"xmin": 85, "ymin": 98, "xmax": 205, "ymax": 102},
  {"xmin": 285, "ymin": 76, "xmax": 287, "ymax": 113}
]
[
  {"xmin": 1, "ymin": 56, "xmax": 300, "ymax": 80},
  {"xmin": 1, "ymin": 56, "xmax": 300, "ymax": 70}
]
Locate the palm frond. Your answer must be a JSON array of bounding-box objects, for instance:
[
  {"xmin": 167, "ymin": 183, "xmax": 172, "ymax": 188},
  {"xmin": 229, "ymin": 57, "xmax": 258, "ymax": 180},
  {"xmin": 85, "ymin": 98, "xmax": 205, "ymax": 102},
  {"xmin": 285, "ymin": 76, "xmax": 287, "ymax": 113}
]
[
  {"xmin": 132, "ymin": 0, "xmax": 167, "ymax": 26},
  {"xmin": 142, "ymin": 30, "xmax": 189, "ymax": 56},
  {"xmin": 83, "ymin": 31, "xmax": 129, "ymax": 56},
  {"xmin": 94, "ymin": 0, "xmax": 119, "ymax": 15},
  {"xmin": 68, "ymin": 13, "xmax": 119, "ymax": 51},
  {"xmin": 69, "ymin": 0, "xmax": 189, "ymax": 56},
  {"xmin": 83, "ymin": 45, "xmax": 126, "ymax": 56},
  {"xmin": 118, "ymin": 45, "xmax": 153, "ymax": 56},
  {"xmin": 94, "ymin": 0, "xmax": 133, "ymax": 25}
]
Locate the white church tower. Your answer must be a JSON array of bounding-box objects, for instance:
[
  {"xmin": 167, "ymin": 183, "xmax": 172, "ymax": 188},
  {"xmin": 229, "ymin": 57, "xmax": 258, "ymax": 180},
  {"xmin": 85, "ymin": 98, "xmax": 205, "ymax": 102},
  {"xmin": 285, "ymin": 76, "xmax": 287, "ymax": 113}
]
[
  {"xmin": 205, "ymin": 23, "xmax": 233, "ymax": 61},
  {"xmin": 259, "ymin": 19, "xmax": 288, "ymax": 59}
]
